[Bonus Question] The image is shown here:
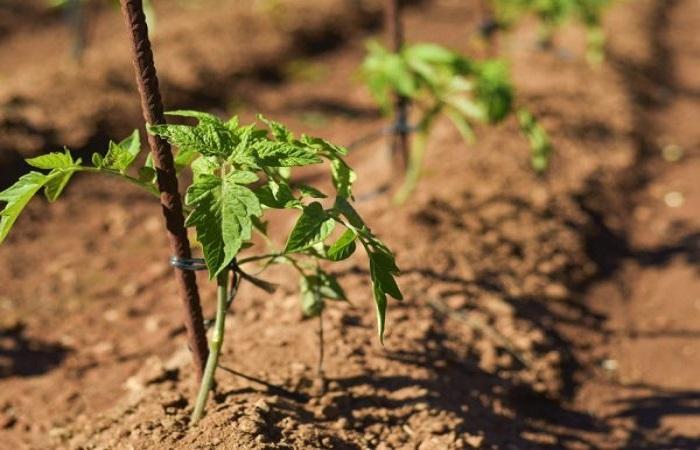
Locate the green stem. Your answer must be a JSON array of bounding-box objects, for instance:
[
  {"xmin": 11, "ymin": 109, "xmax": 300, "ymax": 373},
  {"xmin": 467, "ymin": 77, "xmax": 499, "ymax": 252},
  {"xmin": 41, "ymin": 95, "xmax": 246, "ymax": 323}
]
[
  {"xmin": 190, "ymin": 270, "xmax": 229, "ymax": 425},
  {"xmin": 393, "ymin": 129, "xmax": 429, "ymax": 205},
  {"xmin": 79, "ymin": 166, "xmax": 160, "ymax": 197}
]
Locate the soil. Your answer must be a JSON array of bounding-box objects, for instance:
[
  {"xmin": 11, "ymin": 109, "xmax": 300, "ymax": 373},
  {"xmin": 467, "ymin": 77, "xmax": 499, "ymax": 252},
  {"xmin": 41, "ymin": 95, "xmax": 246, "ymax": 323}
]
[{"xmin": 0, "ymin": 0, "xmax": 698, "ymax": 449}]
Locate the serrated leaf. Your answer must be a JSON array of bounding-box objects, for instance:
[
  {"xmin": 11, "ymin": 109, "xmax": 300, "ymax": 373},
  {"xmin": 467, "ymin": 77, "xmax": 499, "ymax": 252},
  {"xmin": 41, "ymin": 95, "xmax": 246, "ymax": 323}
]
[
  {"xmin": 149, "ymin": 117, "xmax": 237, "ymax": 158},
  {"xmin": 26, "ymin": 150, "xmax": 74, "ymax": 170},
  {"xmin": 284, "ymin": 202, "xmax": 336, "ymax": 253},
  {"xmin": 0, "ymin": 172, "xmax": 47, "ymax": 243},
  {"xmin": 326, "ymin": 228, "xmax": 357, "ymax": 261},
  {"xmin": 253, "ymin": 141, "xmax": 321, "ymax": 167},
  {"xmin": 258, "ymin": 114, "xmax": 292, "ymax": 142},
  {"xmin": 185, "ymin": 174, "xmax": 262, "ymax": 277}
]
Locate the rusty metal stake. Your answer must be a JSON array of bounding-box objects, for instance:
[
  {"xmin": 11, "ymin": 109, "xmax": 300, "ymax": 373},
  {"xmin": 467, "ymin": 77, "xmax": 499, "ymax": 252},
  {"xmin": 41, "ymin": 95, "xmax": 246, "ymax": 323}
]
[
  {"xmin": 119, "ymin": 0, "xmax": 209, "ymax": 381},
  {"xmin": 385, "ymin": 0, "xmax": 409, "ymax": 172}
]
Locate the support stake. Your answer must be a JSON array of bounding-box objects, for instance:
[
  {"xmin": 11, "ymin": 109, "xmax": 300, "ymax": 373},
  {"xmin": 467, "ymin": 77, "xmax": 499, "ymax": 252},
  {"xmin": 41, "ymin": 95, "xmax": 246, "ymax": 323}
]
[
  {"xmin": 385, "ymin": 0, "xmax": 409, "ymax": 172},
  {"xmin": 119, "ymin": 0, "xmax": 209, "ymax": 381}
]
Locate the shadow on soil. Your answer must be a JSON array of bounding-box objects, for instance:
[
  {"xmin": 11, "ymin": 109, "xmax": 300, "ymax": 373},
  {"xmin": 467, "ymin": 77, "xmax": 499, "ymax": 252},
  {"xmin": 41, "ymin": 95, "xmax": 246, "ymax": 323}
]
[
  {"xmin": 0, "ymin": 322, "xmax": 69, "ymax": 378},
  {"xmin": 570, "ymin": 0, "xmax": 700, "ymax": 447}
]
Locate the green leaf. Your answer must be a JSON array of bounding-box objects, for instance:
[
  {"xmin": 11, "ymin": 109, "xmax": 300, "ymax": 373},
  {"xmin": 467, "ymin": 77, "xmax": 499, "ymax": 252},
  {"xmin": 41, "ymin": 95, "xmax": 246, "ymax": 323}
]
[
  {"xmin": 184, "ymin": 174, "xmax": 262, "ymax": 277},
  {"xmin": 300, "ymin": 135, "xmax": 348, "ymax": 156},
  {"xmin": 298, "ymin": 184, "xmax": 327, "ymax": 199},
  {"xmin": 258, "ymin": 114, "xmax": 293, "ymax": 142},
  {"xmin": 166, "ymin": 110, "xmax": 221, "ymax": 123},
  {"xmin": 333, "ymin": 197, "xmax": 365, "ymax": 229},
  {"xmin": 228, "ymin": 170, "xmax": 259, "ymax": 185},
  {"xmin": 367, "ymin": 246, "xmax": 402, "ymax": 342},
  {"xmin": 252, "ymin": 141, "xmax": 321, "ymax": 167},
  {"xmin": 330, "ymin": 157, "xmax": 356, "ymax": 199},
  {"xmin": 254, "ymin": 180, "xmax": 300, "ymax": 209},
  {"xmin": 300, "ymin": 276, "xmax": 324, "ymax": 317},
  {"xmin": 100, "ymin": 130, "xmax": 141, "ymax": 172},
  {"xmin": 403, "ymin": 43, "xmax": 458, "ymax": 64},
  {"xmin": 284, "ymin": 202, "xmax": 336, "ymax": 253},
  {"xmin": 369, "ymin": 250, "xmax": 402, "ymax": 300},
  {"xmin": 44, "ymin": 170, "xmax": 75, "ymax": 202},
  {"xmin": 299, "ymin": 271, "xmax": 347, "ymax": 317},
  {"xmin": 518, "ymin": 109, "xmax": 552, "ymax": 173},
  {"xmin": 138, "ymin": 166, "xmax": 156, "ymax": 182},
  {"xmin": 190, "ymin": 156, "xmax": 220, "ymax": 182},
  {"xmin": 26, "ymin": 150, "xmax": 74, "ymax": 170},
  {"xmin": 0, "ymin": 172, "xmax": 47, "ymax": 243},
  {"xmin": 149, "ymin": 114, "xmax": 238, "ymax": 158},
  {"xmin": 326, "ymin": 229, "xmax": 357, "ymax": 261},
  {"xmin": 312, "ymin": 270, "xmax": 347, "ymax": 301}
]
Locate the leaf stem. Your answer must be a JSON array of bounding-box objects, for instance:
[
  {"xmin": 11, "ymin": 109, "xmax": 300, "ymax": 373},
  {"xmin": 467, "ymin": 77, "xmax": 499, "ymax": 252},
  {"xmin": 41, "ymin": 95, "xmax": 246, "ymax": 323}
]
[
  {"xmin": 80, "ymin": 166, "xmax": 160, "ymax": 197},
  {"xmin": 393, "ymin": 129, "xmax": 428, "ymax": 204},
  {"xmin": 191, "ymin": 270, "xmax": 229, "ymax": 425}
]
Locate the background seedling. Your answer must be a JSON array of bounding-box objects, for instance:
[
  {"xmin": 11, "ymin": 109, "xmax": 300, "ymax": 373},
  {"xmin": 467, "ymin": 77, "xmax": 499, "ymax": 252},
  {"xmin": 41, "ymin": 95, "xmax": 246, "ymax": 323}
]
[
  {"xmin": 361, "ymin": 41, "xmax": 552, "ymax": 203},
  {"xmin": 489, "ymin": 0, "xmax": 612, "ymax": 64}
]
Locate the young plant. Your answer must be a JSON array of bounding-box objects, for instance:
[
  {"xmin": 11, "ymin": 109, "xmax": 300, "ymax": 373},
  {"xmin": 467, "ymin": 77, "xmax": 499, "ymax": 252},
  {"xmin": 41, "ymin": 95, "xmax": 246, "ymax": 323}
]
[
  {"xmin": 489, "ymin": 0, "xmax": 611, "ymax": 64},
  {"xmin": 48, "ymin": 0, "xmax": 156, "ymax": 59},
  {"xmin": 361, "ymin": 41, "xmax": 550, "ymax": 203},
  {"xmin": 0, "ymin": 112, "xmax": 402, "ymax": 425}
]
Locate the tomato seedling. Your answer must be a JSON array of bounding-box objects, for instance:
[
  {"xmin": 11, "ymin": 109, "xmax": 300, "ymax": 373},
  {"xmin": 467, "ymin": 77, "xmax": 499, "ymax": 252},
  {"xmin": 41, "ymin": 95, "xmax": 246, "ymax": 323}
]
[
  {"xmin": 0, "ymin": 112, "xmax": 402, "ymax": 424},
  {"xmin": 489, "ymin": 0, "xmax": 611, "ymax": 64},
  {"xmin": 361, "ymin": 41, "xmax": 551, "ymax": 203}
]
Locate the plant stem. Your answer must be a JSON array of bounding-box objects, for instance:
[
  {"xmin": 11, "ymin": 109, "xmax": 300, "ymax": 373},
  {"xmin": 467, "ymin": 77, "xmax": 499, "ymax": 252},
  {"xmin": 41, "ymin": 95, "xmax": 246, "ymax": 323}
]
[
  {"xmin": 80, "ymin": 167, "xmax": 160, "ymax": 197},
  {"xmin": 191, "ymin": 270, "xmax": 229, "ymax": 425},
  {"xmin": 316, "ymin": 312, "xmax": 326, "ymax": 395},
  {"xmin": 119, "ymin": 0, "xmax": 209, "ymax": 381},
  {"xmin": 393, "ymin": 129, "xmax": 428, "ymax": 205}
]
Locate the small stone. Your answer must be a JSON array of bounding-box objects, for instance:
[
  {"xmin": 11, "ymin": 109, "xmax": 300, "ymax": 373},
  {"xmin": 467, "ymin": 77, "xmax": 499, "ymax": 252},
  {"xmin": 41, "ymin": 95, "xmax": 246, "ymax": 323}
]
[
  {"xmin": 464, "ymin": 433, "xmax": 484, "ymax": 448},
  {"xmin": 254, "ymin": 399, "xmax": 271, "ymax": 413},
  {"xmin": 664, "ymin": 191, "xmax": 685, "ymax": 208},
  {"xmin": 144, "ymin": 316, "xmax": 161, "ymax": 332},
  {"xmin": 601, "ymin": 359, "xmax": 618, "ymax": 371},
  {"xmin": 103, "ymin": 309, "xmax": 119, "ymax": 322},
  {"xmin": 124, "ymin": 356, "xmax": 168, "ymax": 391},
  {"xmin": 333, "ymin": 417, "xmax": 350, "ymax": 430},
  {"xmin": 661, "ymin": 144, "xmax": 683, "ymax": 162},
  {"xmin": 238, "ymin": 417, "xmax": 262, "ymax": 434}
]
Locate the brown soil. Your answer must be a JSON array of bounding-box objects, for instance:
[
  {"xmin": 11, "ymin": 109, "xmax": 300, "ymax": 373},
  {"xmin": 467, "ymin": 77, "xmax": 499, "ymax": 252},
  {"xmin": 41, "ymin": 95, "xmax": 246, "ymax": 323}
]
[{"xmin": 0, "ymin": 0, "xmax": 698, "ymax": 449}]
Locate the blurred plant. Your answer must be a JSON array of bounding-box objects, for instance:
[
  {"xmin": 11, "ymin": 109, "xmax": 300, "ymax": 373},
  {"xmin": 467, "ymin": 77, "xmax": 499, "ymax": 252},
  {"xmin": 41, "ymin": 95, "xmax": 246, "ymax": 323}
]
[
  {"xmin": 48, "ymin": 0, "xmax": 155, "ymax": 59},
  {"xmin": 489, "ymin": 0, "xmax": 611, "ymax": 64},
  {"xmin": 361, "ymin": 41, "xmax": 551, "ymax": 203},
  {"xmin": 0, "ymin": 112, "xmax": 401, "ymax": 424}
]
